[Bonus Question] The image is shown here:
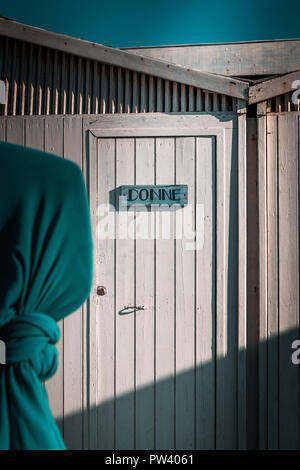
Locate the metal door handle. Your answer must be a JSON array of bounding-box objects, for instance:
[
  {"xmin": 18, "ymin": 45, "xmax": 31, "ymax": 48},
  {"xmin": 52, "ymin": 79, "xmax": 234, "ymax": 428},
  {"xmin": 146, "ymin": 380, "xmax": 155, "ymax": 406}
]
[
  {"xmin": 123, "ymin": 305, "xmax": 145, "ymax": 311},
  {"xmin": 119, "ymin": 305, "xmax": 145, "ymax": 315}
]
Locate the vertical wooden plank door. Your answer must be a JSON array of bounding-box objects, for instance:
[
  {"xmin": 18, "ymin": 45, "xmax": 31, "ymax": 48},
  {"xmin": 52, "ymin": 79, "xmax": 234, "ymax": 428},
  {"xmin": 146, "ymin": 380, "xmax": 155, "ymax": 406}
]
[{"xmin": 87, "ymin": 114, "xmax": 240, "ymax": 450}]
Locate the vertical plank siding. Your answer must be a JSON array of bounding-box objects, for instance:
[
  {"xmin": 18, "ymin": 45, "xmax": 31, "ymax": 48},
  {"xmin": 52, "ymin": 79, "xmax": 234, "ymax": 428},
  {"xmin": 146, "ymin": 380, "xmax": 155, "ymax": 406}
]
[
  {"xmin": 195, "ymin": 137, "xmax": 215, "ymax": 449},
  {"xmin": 0, "ymin": 36, "xmax": 242, "ymax": 451},
  {"xmin": 277, "ymin": 114, "xmax": 299, "ymax": 449},
  {"xmin": 62, "ymin": 116, "xmax": 85, "ymax": 450},
  {"xmin": 87, "ymin": 125, "xmax": 239, "ymax": 450},
  {"xmin": 0, "ymin": 116, "xmax": 86, "ymax": 449},
  {"xmin": 135, "ymin": 139, "xmax": 155, "ymax": 449},
  {"xmin": 0, "ymin": 111, "xmax": 256, "ymax": 450},
  {"xmin": 0, "ymin": 116, "xmax": 230, "ymax": 450},
  {"xmin": 0, "ymin": 36, "xmax": 236, "ymax": 116},
  {"xmin": 258, "ymin": 112, "xmax": 300, "ymax": 449},
  {"xmin": 266, "ymin": 115, "xmax": 279, "ymax": 449},
  {"xmin": 3, "ymin": 81, "xmax": 300, "ymax": 453},
  {"xmin": 43, "ymin": 117, "xmax": 64, "ymax": 436},
  {"xmin": 175, "ymin": 137, "xmax": 196, "ymax": 450},
  {"xmin": 85, "ymin": 114, "xmax": 241, "ymax": 451},
  {"xmin": 237, "ymin": 104, "xmax": 247, "ymax": 449},
  {"xmin": 246, "ymin": 118, "xmax": 259, "ymax": 449},
  {"xmin": 155, "ymin": 138, "xmax": 176, "ymax": 449},
  {"xmin": 114, "ymin": 138, "xmax": 135, "ymax": 449},
  {"xmin": 2, "ymin": 28, "xmax": 300, "ymax": 453}
]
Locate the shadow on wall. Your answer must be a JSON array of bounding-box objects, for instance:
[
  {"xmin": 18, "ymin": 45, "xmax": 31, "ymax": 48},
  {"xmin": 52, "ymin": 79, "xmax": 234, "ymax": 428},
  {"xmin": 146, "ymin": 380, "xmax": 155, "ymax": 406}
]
[
  {"xmin": 60, "ymin": 120, "xmax": 240, "ymax": 451},
  {"xmin": 58, "ymin": 327, "xmax": 300, "ymax": 450},
  {"xmin": 59, "ymin": 118, "xmax": 299, "ymax": 450}
]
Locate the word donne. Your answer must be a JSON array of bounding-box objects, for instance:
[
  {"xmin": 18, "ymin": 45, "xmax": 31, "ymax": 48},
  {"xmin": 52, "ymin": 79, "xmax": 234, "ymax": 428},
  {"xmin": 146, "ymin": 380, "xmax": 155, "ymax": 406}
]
[{"xmin": 118, "ymin": 184, "xmax": 188, "ymax": 207}]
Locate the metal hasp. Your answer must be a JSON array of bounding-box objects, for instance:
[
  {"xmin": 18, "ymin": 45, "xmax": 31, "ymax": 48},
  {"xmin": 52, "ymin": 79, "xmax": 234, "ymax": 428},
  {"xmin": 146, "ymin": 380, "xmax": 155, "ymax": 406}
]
[{"xmin": 118, "ymin": 184, "xmax": 188, "ymax": 208}]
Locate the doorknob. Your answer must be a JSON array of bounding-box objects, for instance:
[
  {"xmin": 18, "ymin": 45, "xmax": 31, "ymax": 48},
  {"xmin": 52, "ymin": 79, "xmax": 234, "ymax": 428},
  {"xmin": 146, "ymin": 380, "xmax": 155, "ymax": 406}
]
[{"xmin": 97, "ymin": 286, "xmax": 107, "ymax": 296}]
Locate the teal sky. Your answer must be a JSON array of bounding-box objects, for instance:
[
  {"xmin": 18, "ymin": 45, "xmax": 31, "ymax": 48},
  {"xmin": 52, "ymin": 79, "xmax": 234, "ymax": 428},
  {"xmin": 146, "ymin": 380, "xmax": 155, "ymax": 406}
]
[{"xmin": 1, "ymin": 0, "xmax": 299, "ymax": 47}]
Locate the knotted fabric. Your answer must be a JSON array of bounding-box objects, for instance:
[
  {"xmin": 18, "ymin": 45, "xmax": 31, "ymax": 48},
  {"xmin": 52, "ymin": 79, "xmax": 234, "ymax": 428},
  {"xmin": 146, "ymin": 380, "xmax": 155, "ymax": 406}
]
[
  {"xmin": 0, "ymin": 313, "xmax": 64, "ymax": 449},
  {"xmin": 1, "ymin": 312, "xmax": 59, "ymax": 377},
  {"xmin": 0, "ymin": 141, "xmax": 93, "ymax": 449}
]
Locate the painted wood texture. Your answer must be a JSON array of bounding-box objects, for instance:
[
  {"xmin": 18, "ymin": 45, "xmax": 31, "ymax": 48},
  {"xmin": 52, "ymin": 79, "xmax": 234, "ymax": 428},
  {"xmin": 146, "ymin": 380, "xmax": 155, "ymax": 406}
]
[
  {"xmin": 87, "ymin": 114, "xmax": 241, "ymax": 450},
  {"xmin": 0, "ymin": 115, "xmax": 86, "ymax": 450},
  {"xmin": 245, "ymin": 118, "xmax": 259, "ymax": 450},
  {"xmin": 0, "ymin": 36, "xmax": 238, "ymax": 117},
  {"xmin": 124, "ymin": 40, "xmax": 300, "ymax": 76},
  {"xmin": 258, "ymin": 112, "xmax": 300, "ymax": 449}
]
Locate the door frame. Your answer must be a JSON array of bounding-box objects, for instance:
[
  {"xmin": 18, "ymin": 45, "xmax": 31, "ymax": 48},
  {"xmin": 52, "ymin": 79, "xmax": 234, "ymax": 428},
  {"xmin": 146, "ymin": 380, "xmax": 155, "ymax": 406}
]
[{"xmin": 82, "ymin": 111, "xmax": 247, "ymax": 449}]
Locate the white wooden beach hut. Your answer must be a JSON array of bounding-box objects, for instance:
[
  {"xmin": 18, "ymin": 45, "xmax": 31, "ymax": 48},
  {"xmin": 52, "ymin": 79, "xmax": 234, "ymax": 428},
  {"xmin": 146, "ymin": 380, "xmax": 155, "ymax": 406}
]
[{"xmin": 0, "ymin": 16, "xmax": 299, "ymax": 450}]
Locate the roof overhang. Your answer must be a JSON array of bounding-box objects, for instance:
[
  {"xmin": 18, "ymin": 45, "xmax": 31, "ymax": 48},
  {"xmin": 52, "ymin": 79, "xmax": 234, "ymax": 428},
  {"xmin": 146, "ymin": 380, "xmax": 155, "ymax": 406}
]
[
  {"xmin": 1, "ymin": 16, "xmax": 299, "ymax": 105},
  {"xmin": 248, "ymin": 71, "xmax": 300, "ymax": 104},
  {"xmin": 0, "ymin": 16, "xmax": 248, "ymax": 100},
  {"xmin": 123, "ymin": 39, "xmax": 300, "ymax": 77}
]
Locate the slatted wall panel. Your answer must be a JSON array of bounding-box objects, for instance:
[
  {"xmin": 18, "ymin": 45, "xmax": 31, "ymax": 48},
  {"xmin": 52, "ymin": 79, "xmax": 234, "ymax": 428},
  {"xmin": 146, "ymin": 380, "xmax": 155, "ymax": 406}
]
[
  {"xmin": 0, "ymin": 113, "xmax": 244, "ymax": 450},
  {"xmin": 0, "ymin": 115, "xmax": 87, "ymax": 450},
  {"xmin": 0, "ymin": 35, "xmax": 236, "ymax": 116},
  {"xmin": 266, "ymin": 92, "xmax": 300, "ymax": 113},
  {"xmin": 258, "ymin": 112, "xmax": 300, "ymax": 449}
]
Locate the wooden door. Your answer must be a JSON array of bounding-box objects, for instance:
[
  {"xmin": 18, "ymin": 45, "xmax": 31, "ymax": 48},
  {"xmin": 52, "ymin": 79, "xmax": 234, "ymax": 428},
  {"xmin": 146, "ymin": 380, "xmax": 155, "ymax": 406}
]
[{"xmin": 85, "ymin": 112, "xmax": 246, "ymax": 450}]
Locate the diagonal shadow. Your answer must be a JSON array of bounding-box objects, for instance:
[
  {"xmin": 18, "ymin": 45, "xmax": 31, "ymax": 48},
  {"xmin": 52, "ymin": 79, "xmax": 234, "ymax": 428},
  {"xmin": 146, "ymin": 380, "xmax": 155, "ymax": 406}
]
[{"xmin": 59, "ymin": 327, "xmax": 300, "ymax": 450}]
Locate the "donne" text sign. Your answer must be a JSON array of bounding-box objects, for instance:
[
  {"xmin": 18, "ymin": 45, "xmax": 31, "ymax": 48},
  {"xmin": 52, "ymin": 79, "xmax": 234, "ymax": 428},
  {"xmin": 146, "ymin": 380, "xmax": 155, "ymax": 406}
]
[{"xmin": 118, "ymin": 185, "xmax": 188, "ymax": 207}]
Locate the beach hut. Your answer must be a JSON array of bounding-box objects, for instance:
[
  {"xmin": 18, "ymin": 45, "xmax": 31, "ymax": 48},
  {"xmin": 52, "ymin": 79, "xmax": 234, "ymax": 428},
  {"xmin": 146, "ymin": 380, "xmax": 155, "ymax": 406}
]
[{"xmin": 0, "ymin": 16, "xmax": 299, "ymax": 450}]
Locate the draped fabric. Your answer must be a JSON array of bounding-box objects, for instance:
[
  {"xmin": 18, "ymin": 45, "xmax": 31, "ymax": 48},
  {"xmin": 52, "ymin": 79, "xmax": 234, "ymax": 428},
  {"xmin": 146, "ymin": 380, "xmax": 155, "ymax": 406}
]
[{"xmin": 0, "ymin": 141, "xmax": 93, "ymax": 450}]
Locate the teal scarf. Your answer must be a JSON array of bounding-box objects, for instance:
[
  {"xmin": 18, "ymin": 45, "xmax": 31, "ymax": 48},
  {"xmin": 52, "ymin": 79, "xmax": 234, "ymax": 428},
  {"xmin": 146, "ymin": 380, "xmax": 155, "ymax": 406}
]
[{"xmin": 0, "ymin": 141, "xmax": 93, "ymax": 450}]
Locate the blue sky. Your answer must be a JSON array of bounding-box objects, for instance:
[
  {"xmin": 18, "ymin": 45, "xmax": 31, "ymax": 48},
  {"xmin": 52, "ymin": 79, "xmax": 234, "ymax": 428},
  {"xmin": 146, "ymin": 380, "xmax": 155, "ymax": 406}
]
[{"xmin": 1, "ymin": 0, "xmax": 299, "ymax": 47}]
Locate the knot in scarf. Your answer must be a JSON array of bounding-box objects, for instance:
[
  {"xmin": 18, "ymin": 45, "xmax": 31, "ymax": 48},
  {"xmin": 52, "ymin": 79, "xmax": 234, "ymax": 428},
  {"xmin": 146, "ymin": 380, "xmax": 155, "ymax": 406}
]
[{"xmin": 0, "ymin": 312, "xmax": 60, "ymax": 381}]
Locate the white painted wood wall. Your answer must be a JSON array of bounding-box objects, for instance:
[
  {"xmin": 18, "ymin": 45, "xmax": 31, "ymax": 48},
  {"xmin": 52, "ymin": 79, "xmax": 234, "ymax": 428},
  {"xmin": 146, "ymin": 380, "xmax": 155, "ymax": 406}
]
[
  {"xmin": 0, "ymin": 112, "xmax": 247, "ymax": 449},
  {"xmin": 258, "ymin": 112, "xmax": 300, "ymax": 449},
  {"xmin": 0, "ymin": 115, "xmax": 87, "ymax": 449}
]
